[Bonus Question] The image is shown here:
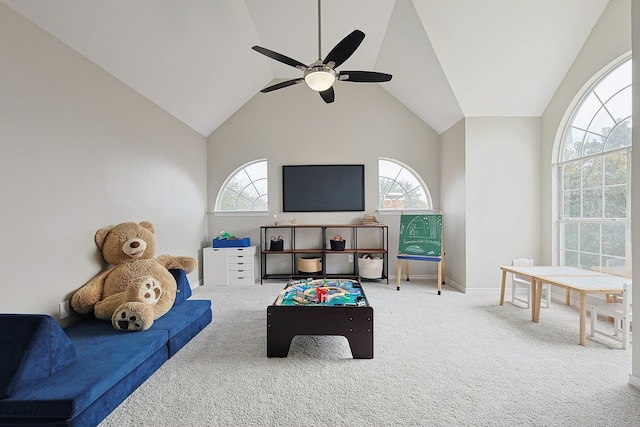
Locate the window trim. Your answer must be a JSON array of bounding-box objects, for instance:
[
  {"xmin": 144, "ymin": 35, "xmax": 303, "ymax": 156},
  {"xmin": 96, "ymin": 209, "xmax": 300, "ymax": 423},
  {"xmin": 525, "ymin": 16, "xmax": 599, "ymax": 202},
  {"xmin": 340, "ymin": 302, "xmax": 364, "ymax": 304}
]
[
  {"xmin": 555, "ymin": 55, "xmax": 631, "ymax": 276},
  {"xmin": 378, "ymin": 157, "xmax": 433, "ymax": 212},
  {"xmin": 214, "ymin": 158, "xmax": 268, "ymax": 214}
]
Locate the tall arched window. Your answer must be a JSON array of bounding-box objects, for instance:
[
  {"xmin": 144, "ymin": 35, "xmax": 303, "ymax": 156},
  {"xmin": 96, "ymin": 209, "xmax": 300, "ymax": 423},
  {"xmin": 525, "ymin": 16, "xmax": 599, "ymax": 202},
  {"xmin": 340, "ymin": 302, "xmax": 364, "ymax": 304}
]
[
  {"xmin": 378, "ymin": 158, "xmax": 432, "ymax": 211},
  {"xmin": 215, "ymin": 159, "xmax": 268, "ymax": 212},
  {"xmin": 558, "ymin": 57, "xmax": 631, "ymax": 277}
]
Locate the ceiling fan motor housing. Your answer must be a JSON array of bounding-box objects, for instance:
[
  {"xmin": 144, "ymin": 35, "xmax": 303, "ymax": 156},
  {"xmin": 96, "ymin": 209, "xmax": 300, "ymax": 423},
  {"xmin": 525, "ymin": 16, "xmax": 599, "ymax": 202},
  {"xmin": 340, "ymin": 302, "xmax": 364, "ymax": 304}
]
[{"xmin": 303, "ymin": 65, "xmax": 336, "ymax": 92}]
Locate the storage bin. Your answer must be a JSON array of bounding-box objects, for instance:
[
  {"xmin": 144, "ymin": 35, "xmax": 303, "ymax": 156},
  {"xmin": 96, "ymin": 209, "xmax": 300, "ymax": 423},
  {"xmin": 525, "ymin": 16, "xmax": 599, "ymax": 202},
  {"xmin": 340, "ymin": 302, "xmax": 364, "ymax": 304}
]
[
  {"xmin": 269, "ymin": 239, "xmax": 284, "ymax": 251},
  {"xmin": 329, "ymin": 239, "xmax": 346, "ymax": 251},
  {"xmin": 212, "ymin": 237, "xmax": 251, "ymax": 248},
  {"xmin": 298, "ymin": 257, "xmax": 322, "ymax": 273},
  {"xmin": 358, "ymin": 255, "xmax": 383, "ymax": 279}
]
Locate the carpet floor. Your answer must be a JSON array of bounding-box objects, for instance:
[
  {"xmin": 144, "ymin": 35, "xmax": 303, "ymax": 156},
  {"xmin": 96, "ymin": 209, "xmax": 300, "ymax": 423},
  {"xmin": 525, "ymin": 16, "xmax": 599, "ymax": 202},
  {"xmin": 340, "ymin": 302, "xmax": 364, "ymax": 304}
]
[{"xmin": 98, "ymin": 279, "xmax": 640, "ymax": 426}]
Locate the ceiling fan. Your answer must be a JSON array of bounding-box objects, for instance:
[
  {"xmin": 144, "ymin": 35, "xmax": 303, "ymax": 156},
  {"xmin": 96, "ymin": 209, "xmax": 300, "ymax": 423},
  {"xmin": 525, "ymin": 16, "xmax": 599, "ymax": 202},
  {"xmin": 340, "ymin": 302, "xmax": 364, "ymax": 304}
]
[{"xmin": 251, "ymin": 0, "xmax": 392, "ymax": 104}]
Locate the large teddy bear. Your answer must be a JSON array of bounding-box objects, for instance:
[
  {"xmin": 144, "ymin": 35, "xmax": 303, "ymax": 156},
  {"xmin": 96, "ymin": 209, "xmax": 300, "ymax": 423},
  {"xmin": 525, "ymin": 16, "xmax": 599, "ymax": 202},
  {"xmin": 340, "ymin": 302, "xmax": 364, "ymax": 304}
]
[{"xmin": 71, "ymin": 221, "xmax": 197, "ymax": 332}]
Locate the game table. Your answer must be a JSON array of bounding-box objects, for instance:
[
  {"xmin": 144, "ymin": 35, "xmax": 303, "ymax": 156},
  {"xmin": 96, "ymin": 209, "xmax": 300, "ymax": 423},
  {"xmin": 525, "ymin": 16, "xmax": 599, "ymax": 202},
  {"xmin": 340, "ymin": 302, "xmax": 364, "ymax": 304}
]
[{"xmin": 267, "ymin": 277, "xmax": 374, "ymax": 358}]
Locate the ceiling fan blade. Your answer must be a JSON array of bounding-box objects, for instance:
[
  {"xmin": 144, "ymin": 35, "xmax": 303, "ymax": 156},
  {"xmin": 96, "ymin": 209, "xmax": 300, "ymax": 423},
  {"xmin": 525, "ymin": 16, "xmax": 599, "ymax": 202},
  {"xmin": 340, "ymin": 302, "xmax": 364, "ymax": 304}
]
[
  {"xmin": 260, "ymin": 78, "xmax": 303, "ymax": 93},
  {"xmin": 339, "ymin": 71, "xmax": 393, "ymax": 83},
  {"xmin": 319, "ymin": 87, "xmax": 335, "ymax": 103},
  {"xmin": 323, "ymin": 30, "xmax": 365, "ymax": 68},
  {"xmin": 252, "ymin": 46, "xmax": 308, "ymax": 70}
]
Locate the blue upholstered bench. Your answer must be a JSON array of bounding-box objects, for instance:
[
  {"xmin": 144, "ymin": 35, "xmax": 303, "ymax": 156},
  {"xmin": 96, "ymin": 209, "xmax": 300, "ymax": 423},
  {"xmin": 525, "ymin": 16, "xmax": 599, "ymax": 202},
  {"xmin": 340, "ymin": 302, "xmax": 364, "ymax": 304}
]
[{"xmin": 0, "ymin": 269, "xmax": 211, "ymax": 427}]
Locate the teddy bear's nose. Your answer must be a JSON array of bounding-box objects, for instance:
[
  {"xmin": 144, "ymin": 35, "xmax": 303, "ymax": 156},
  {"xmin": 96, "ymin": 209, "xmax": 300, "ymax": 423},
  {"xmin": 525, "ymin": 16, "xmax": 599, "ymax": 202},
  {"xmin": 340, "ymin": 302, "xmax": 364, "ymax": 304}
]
[{"xmin": 122, "ymin": 238, "xmax": 147, "ymax": 257}]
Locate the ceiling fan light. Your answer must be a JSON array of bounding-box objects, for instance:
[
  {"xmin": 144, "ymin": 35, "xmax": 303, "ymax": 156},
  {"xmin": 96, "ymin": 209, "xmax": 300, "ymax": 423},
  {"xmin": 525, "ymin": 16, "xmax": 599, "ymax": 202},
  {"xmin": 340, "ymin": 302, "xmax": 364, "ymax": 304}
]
[{"xmin": 304, "ymin": 68, "xmax": 336, "ymax": 91}]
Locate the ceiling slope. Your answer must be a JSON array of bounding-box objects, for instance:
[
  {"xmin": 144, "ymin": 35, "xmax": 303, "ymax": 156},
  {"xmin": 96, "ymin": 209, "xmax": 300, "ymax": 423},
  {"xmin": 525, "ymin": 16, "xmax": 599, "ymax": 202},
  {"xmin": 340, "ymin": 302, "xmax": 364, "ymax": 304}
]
[{"xmin": 1, "ymin": 0, "xmax": 610, "ymax": 136}]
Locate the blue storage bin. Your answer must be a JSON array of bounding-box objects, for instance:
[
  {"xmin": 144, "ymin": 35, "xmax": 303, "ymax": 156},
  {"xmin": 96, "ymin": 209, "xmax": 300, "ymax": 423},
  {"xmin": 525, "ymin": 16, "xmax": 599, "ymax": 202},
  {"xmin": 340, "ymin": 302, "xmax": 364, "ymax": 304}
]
[{"xmin": 212, "ymin": 237, "xmax": 251, "ymax": 248}]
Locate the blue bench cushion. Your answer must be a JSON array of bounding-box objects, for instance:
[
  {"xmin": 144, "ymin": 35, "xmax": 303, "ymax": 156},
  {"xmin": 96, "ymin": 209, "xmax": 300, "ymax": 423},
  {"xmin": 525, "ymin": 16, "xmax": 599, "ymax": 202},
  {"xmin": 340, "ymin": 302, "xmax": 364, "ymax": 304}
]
[
  {"xmin": 152, "ymin": 299, "xmax": 210, "ymax": 340},
  {"xmin": 170, "ymin": 268, "xmax": 192, "ymax": 305},
  {"xmin": 153, "ymin": 299, "xmax": 212, "ymax": 357},
  {"xmin": 0, "ymin": 315, "xmax": 78, "ymax": 399},
  {"xmin": 0, "ymin": 319, "xmax": 167, "ymax": 420}
]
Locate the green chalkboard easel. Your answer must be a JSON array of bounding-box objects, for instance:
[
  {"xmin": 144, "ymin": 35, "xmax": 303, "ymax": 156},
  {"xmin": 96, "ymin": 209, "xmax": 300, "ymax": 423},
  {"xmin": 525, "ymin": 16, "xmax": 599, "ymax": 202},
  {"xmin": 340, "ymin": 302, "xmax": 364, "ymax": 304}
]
[
  {"xmin": 398, "ymin": 213, "xmax": 443, "ymax": 256},
  {"xmin": 397, "ymin": 213, "xmax": 445, "ymax": 294}
]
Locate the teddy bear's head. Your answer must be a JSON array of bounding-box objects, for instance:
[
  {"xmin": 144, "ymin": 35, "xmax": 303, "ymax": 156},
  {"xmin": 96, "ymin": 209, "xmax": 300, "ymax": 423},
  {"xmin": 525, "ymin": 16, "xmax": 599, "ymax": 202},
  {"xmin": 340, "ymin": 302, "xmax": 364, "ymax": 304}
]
[{"xmin": 95, "ymin": 221, "xmax": 157, "ymax": 265}]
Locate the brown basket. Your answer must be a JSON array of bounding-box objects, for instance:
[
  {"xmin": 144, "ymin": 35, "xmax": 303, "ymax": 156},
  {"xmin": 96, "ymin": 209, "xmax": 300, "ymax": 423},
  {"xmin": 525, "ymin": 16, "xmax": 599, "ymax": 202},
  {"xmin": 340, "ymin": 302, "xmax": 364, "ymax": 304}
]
[{"xmin": 298, "ymin": 257, "xmax": 322, "ymax": 273}]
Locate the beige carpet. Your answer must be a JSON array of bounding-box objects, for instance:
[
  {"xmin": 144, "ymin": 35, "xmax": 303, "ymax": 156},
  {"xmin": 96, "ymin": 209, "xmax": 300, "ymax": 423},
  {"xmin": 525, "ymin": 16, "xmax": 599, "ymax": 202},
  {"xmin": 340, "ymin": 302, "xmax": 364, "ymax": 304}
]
[{"xmin": 99, "ymin": 279, "xmax": 640, "ymax": 427}]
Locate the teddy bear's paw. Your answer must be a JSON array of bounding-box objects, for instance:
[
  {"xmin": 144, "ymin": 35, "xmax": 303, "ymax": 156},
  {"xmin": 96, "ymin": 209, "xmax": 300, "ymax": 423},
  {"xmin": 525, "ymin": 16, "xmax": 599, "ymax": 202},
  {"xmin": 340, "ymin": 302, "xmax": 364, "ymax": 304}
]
[
  {"xmin": 112, "ymin": 303, "xmax": 153, "ymax": 331},
  {"xmin": 135, "ymin": 276, "xmax": 162, "ymax": 305}
]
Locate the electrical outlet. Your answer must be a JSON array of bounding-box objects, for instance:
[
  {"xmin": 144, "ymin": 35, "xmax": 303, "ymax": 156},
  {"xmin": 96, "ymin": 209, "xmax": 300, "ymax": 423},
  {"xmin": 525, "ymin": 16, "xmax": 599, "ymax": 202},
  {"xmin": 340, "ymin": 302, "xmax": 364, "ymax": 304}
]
[
  {"xmin": 59, "ymin": 301, "xmax": 70, "ymax": 319},
  {"xmin": 348, "ymin": 255, "xmax": 354, "ymax": 263}
]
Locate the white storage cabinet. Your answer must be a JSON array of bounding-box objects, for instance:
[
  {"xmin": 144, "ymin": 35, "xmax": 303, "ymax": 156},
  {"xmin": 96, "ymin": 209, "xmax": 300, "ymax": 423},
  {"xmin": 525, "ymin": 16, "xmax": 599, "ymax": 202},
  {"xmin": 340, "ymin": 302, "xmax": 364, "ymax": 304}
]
[{"xmin": 203, "ymin": 246, "xmax": 258, "ymax": 285}]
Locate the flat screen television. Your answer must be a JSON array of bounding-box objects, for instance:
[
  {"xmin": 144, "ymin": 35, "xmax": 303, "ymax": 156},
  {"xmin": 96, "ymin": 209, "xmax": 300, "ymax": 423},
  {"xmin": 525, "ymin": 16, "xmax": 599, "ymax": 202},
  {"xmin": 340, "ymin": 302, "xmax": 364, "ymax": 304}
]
[{"xmin": 282, "ymin": 164, "xmax": 365, "ymax": 212}]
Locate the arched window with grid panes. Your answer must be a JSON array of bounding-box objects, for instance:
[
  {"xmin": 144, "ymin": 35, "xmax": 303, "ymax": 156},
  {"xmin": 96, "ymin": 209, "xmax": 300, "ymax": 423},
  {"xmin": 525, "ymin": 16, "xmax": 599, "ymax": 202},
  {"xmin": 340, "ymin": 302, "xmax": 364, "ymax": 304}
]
[
  {"xmin": 557, "ymin": 57, "xmax": 631, "ymax": 277},
  {"xmin": 378, "ymin": 158, "xmax": 432, "ymax": 211},
  {"xmin": 215, "ymin": 159, "xmax": 268, "ymax": 212}
]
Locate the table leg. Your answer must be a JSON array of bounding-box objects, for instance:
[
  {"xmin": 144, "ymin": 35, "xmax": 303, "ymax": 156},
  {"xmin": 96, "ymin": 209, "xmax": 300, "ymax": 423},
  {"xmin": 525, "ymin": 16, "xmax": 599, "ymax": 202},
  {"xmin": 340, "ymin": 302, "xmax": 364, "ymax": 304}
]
[
  {"xmin": 500, "ymin": 270, "xmax": 507, "ymax": 306},
  {"xmin": 565, "ymin": 289, "xmax": 571, "ymax": 306},
  {"xmin": 534, "ymin": 280, "xmax": 543, "ymax": 323},
  {"xmin": 579, "ymin": 293, "xmax": 587, "ymax": 346},
  {"xmin": 531, "ymin": 278, "xmax": 538, "ymax": 322}
]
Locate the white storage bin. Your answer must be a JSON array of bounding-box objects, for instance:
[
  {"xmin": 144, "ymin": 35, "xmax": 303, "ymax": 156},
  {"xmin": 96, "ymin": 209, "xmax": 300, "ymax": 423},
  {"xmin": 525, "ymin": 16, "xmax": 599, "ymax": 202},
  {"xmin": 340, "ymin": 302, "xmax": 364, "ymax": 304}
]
[{"xmin": 358, "ymin": 256, "xmax": 383, "ymax": 279}]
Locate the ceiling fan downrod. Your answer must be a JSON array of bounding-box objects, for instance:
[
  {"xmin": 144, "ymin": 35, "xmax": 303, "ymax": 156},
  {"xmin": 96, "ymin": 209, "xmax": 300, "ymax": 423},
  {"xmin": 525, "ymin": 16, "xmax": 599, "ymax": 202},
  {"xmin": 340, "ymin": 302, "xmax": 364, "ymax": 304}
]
[{"xmin": 316, "ymin": 0, "xmax": 322, "ymax": 61}]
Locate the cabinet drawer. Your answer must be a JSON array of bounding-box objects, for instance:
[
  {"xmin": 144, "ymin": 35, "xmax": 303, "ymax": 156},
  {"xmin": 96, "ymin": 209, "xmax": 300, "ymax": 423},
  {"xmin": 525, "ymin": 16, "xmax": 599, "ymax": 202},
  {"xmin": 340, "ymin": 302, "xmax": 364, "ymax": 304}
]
[
  {"xmin": 228, "ymin": 260, "xmax": 253, "ymax": 269},
  {"xmin": 229, "ymin": 269, "xmax": 252, "ymax": 277},
  {"xmin": 228, "ymin": 247, "xmax": 253, "ymax": 255},
  {"xmin": 229, "ymin": 253, "xmax": 252, "ymax": 262},
  {"xmin": 228, "ymin": 273, "xmax": 254, "ymax": 285}
]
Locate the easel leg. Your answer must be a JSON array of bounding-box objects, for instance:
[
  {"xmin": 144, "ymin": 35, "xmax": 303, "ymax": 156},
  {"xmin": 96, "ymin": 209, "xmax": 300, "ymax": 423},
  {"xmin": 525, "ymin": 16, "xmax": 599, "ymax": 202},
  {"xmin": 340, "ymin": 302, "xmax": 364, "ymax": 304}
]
[
  {"xmin": 405, "ymin": 260, "xmax": 410, "ymax": 281},
  {"xmin": 396, "ymin": 259, "xmax": 402, "ymax": 291},
  {"xmin": 437, "ymin": 260, "xmax": 442, "ymax": 295}
]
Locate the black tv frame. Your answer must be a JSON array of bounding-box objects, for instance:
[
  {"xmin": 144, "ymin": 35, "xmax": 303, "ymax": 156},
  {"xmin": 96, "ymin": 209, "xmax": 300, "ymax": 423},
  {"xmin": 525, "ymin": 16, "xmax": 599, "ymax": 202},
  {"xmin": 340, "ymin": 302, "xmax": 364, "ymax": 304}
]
[{"xmin": 282, "ymin": 164, "xmax": 365, "ymax": 212}]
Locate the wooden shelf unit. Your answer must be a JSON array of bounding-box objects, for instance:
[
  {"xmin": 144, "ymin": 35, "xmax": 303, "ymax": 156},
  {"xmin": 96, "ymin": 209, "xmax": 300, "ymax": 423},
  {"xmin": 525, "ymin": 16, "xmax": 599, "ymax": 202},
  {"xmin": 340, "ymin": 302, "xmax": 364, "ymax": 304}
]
[{"xmin": 260, "ymin": 224, "xmax": 388, "ymax": 283}]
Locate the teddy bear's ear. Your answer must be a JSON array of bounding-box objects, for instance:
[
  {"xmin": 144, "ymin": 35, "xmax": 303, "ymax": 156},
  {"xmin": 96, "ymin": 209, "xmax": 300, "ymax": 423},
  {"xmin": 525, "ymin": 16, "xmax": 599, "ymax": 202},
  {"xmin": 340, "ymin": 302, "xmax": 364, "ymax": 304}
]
[
  {"xmin": 139, "ymin": 221, "xmax": 155, "ymax": 234},
  {"xmin": 94, "ymin": 227, "xmax": 112, "ymax": 250}
]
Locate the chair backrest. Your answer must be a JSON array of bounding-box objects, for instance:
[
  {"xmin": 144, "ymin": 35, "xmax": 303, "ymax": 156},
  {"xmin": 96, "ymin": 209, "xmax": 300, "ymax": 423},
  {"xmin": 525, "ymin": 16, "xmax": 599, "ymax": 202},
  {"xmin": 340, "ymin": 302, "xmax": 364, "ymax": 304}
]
[
  {"xmin": 600, "ymin": 282, "xmax": 632, "ymax": 318},
  {"xmin": 511, "ymin": 258, "xmax": 533, "ymax": 284}
]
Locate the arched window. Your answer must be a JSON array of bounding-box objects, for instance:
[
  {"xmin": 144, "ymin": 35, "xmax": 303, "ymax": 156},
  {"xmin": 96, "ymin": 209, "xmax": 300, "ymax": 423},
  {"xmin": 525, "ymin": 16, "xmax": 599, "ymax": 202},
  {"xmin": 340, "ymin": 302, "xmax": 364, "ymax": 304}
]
[
  {"xmin": 558, "ymin": 57, "xmax": 631, "ymax": 276},
  {"xmin": 378, "ymin": 158, "xmax": 432, "ymax": 211},
  {"xmin": 215, "ymin": 159, "xmax": 268, "ymax": 212}
]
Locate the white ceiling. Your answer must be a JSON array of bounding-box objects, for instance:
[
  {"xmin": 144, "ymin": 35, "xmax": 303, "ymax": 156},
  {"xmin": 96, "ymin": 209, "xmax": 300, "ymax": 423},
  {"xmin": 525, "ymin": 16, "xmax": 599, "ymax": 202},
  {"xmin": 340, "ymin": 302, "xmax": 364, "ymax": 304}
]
[{"xmin": 2, "ymin": 0, "xmax": 609, "ymax": 135}]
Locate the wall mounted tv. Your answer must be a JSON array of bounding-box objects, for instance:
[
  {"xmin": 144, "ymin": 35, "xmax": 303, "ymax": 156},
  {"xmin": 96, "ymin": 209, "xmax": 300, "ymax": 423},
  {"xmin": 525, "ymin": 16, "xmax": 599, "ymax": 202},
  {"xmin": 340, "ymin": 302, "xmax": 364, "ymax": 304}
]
[{"xmin": 282, "ymin": 164, "xmax": 365, "ymax": 212}]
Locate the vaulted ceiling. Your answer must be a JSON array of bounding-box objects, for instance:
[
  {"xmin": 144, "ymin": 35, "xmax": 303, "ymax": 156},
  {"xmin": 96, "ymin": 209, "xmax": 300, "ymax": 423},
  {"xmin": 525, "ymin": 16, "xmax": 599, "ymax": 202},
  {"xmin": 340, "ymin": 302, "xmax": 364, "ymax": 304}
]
[{"xmin": 2, "ymin": 0, "xmax": 610, "ymax": 135}]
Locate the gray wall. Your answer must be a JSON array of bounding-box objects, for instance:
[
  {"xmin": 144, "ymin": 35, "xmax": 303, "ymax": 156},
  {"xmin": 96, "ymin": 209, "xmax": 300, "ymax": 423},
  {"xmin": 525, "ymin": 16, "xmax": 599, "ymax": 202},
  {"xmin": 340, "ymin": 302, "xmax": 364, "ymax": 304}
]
[
  {"xmin": 0, "ymin": 4, "xmax": 207, "ymax": 323},
  {"xmin": 465, "ymin": 117, "xmax": 541, "ymax": 290},
  {"xmin": 440, "ymin": 119, "xmax": 466, "ymax": 288},
  {"xmin": 207, "ymin": 81, "xmax": 442, "ymax": 279}
]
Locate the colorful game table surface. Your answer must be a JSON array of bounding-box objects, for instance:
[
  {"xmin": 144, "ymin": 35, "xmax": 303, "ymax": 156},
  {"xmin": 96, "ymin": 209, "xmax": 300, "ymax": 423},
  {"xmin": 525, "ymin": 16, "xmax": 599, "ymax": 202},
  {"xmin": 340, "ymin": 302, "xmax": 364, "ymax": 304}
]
[{"xmin": 274, "ymin": 278, "xmax": 368, "ymax": 307}]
